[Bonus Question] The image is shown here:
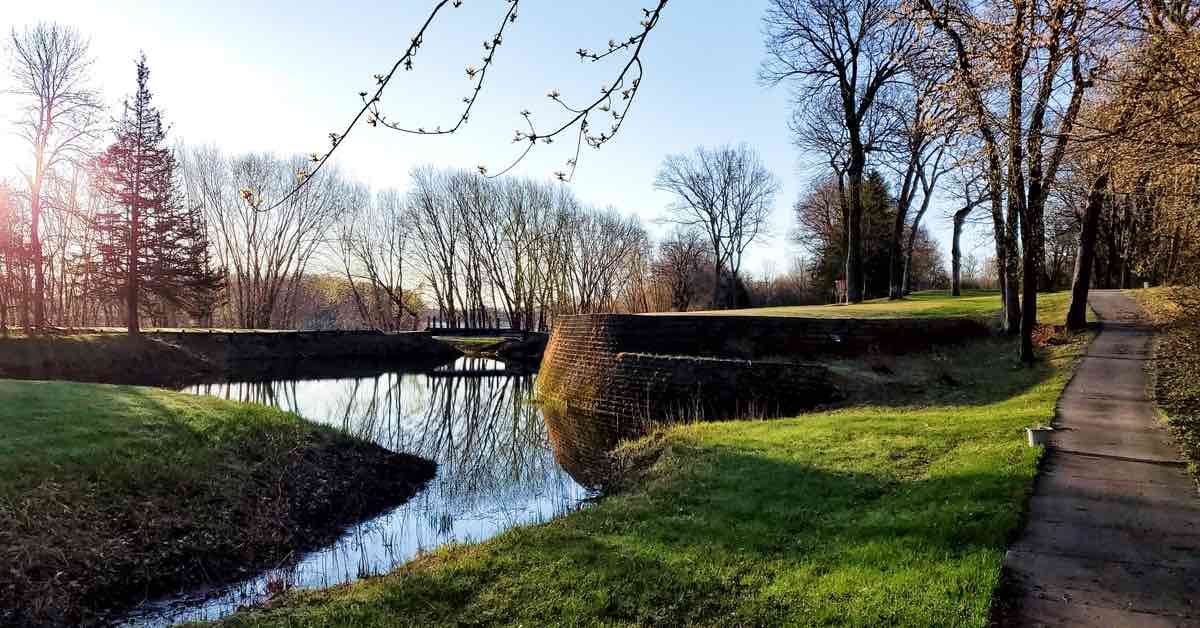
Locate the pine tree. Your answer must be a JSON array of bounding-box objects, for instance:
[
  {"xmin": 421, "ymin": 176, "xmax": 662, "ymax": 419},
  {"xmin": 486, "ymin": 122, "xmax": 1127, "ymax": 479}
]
[
  {"xmin": 167, "ymin": 199, "xmax": 224, "ymax": 325},
  {"xmin": 93, "ymin": 54, "xmax": 222, "ymax": 332}
]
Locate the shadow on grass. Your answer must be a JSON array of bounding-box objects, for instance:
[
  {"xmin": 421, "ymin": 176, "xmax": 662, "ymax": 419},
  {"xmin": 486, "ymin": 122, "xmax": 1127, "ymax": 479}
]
[
  {"xmin": 830, "ymin": 333, "xmax": 1084, "ymax": 411},
  {"xmin": 0, "ymin": 381, "xmax": 435, "ymax": 628},
  {"xmin": 217, "ymin": 444, "xmax": 1032, "ymax": 627},
  {"xmin": 539, "ymin": 333, "xmax": 1081, "ymax": 492}
]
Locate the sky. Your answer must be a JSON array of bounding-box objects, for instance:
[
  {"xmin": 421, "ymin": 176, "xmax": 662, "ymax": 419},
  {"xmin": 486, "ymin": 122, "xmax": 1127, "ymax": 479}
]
[{"xmin": 0, "ymin": 1, "xmax": 987, "ymax": 276}]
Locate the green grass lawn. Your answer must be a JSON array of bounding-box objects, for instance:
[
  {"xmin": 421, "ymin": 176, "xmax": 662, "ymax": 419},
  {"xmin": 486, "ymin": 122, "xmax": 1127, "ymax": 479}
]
[
  {"xmin": 0, "ymin": 380, "xmax": 433, "ymax": 626},
  {"xmin": 434, "ymin": 335, "xmax": 508, "ymax": 352},
  {"xmin": 673, "ymin": 289, "xmax": 1008, "ymax": 319},
  {"xmin": 204, "ymin": 292, "xmax": 1086, "ymax": 628},
  {"xmin": 0, "ymin": 380, "xmax": 322, "ymax": 494}
]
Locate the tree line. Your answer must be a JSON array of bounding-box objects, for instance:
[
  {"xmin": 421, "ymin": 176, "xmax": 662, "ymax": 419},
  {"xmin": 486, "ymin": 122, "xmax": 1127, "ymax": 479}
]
[
  {"xmin": 4, "ymin": 23, "xmax": 848, "ymax": 335},
  {"xmin": 761, "ymin": 0, "xmax": 1200, "ymax": 362}
]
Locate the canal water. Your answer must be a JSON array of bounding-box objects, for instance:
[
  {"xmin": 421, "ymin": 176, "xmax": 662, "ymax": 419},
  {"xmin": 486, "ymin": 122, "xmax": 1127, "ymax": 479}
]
[{"xmin": 121, "ymin": 357, "xmax": 596, "ymax": 627}]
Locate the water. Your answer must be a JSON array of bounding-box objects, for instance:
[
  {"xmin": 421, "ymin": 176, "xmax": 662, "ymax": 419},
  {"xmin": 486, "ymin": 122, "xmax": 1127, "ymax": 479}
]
[{"xmin": 122, "ymin": 357, "xmax": 594, "ymax": 627}]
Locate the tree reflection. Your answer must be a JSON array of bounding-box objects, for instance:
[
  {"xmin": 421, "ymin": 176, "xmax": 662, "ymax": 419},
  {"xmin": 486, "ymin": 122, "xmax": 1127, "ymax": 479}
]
[
  {"xmin": 130, "ymin": 359, "xmax": 605, "ymax": 626},
  {"xmin": 185, "ymin": 357, "xmax": 586, "ymax": 548}
]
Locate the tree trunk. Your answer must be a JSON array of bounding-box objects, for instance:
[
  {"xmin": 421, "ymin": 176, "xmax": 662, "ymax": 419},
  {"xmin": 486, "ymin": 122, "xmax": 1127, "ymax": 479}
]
[
  {"xmin": 127, "ymin": 197, "xmax": 141, "ymax": 337},
  {"xmin": 951, "ymin": 206, "xmax": 972, "ymax": 297},
  {"xmin": 889, "ymin": 208, "xmax": 907, "ymax": 299},
  {"xmin": 1067, "ymin": 173, "xmax": 1107, "ymax": 330},
  {"xmin": 846, "ymin": 151, "xmax": 866, "ymax": 303},
  {"xmin": 902, "ymin": 192, "xmax": 934, "ymax": 295},
  {"xmin": 31, "ymin": 180, "xmax": 45, "ymax": 330},
  {"xmin": 982, "ymin": 142, "xmax": 1018, "ymax": 331},
  {"xmin": 711, "ymin": 259, "xmax": 723, "ymax": 310},
  {"xmin": 1018, "ymin": 183, "xmax": 1046, "ymax": 365},
  {"xmin": 1019, "ymin": 234, "xmax": 1039, "ymax": 364},
  {"xmin": 1165, "ymin": 226, "xmax": 1181, "ymax": 282},
  {"xmin": 836, "ymin": 170, "xmax": 850, "ymax": 304}
]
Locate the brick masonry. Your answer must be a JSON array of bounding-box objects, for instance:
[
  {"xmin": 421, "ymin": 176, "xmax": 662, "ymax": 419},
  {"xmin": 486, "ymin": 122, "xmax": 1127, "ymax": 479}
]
[{"xmin": 537, "ymin": 313, "xmax": 990, "ymax": 424}]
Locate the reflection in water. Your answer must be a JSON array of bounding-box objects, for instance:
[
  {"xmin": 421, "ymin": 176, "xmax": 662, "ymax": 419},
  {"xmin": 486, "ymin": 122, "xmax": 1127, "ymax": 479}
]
[
  {"xmin": 542, "ymin": 404, "xmax": 651, "ymax": 489},
  {"xmin": 123, "ymin": 357, "xmax": 593, "ymax": 627}
]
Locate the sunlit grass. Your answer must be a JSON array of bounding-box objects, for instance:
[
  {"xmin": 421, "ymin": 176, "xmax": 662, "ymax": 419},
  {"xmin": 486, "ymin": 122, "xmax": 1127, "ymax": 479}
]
[
  {"xmin": 204, "ymin": 292, "xmax": 1087, "ymax": 627},
  {"xmin": 0, "ymin": 380, "xmax": 431, "ymax": 625},
  {"xmin": 668, "ymin": 289, "xmax": 1007, "ymax": 319},
  {"xmin": 0, "ymin": 380, "xmax": 315, "ymax": 493}
]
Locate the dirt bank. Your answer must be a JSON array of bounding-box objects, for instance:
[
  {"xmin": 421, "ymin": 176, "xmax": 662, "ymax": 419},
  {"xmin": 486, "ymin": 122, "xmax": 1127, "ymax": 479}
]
[
  {"xmin": 0, "ymin": 334, "xmax": 214, "ymax": 386},
  {"xmin": 155, "ymin": 329, "xmax": 460, "ymax": 366}
]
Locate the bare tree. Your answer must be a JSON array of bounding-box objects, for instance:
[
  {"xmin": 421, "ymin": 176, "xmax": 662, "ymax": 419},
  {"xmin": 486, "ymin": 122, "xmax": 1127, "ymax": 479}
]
[
  {"xmin": 655, "ymin": 144, "xmax": 779, "ymax": 309},
  {"xmin": 914, "ymin": 0, "xmax": 1123, "ymax": 361},
  {"xmin": 406, "ymin": 167, "xmax": 466, "ymax": 326},
  {"xmin": 335, "ymin": 187, "xmax": 420, "ymax": 330},
  {"xmin": 6, "ymin": 22, "xmax": 101, "ymax": 328},
  {"xmin": 655, "ymin": 229, "xmax": 708, "ymax": 311},
  {"xmin": 179, "ymin": 147, "xmax": 345, "ymax": 328},
  {"xmin": 562, "ymin": 206, "xmax": 647, "ymax": 314},
  {"xmin": 762, "ymin": 0, "xmax": 918, "ymax": 303},
  {"xmin": 950, "ymin": 201, "xmax": 986, "ymax": 296},
  {"xmin": 878, "ymin": 66, "xmax": 958, "ymax": 298}
]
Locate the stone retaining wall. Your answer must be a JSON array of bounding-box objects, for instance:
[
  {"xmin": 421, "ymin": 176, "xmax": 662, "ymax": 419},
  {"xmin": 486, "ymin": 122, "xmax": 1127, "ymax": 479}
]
[
  {"xmin": 0, "ymin": 331, "xmax": 460, "ymax": 386},
  {"xmin": 537, "ymin": 314, "xmax": 989, "ymax": 422}
]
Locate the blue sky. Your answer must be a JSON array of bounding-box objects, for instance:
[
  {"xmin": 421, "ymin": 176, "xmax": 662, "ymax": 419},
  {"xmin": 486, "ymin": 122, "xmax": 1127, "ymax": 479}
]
[{"xmin": 2, "ymin": 1, "xmax": 980, "ymax": 275}]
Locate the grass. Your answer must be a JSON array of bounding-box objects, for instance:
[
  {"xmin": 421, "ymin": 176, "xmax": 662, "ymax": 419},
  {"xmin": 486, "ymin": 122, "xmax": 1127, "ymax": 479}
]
[
  {"xmin": 670, "ymin": 289, "xmax": 1010, "ymax": 319},
  {"xmin": 0, "ymin": 333, "xmax": 214, "ymax": 386},
  {"xmin": 434, "ymin": 335, "xmax": 508, "ymax": 353},
  {"xmin": 203, "ymin": 291, "xmax": 1087, "ymax": 628},
  {"xmin": 0, "ymin": 380, "xmax": 434, "ymax": 626},
  {"xmin": 0, "ymin": 380, "xmax": 310, "ymax": 494},
  {"xmin": 1129, "ymin": 286, "xmax": 1200, "ymax": 484}
]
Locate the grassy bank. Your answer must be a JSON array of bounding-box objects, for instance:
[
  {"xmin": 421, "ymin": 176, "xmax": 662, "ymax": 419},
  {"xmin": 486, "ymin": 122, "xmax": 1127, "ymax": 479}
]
[
  {"xmin": 0, "ymin": 380, "xmax": 436, "ymax": 627},
  {"xmin": 0, "ymin": 334, "xmax": 215, "ymax": 386},
  {"xmin": 0, "ymin": 330, "xmax": 461, "ymax": 387},
  {"xmin": 1130, "ymin": 286, "xmax": 1200, "ymax": 483},
  {"xmin": 203, "ymin": 292, "xmax": 1086, "ymax": 627},
  {"xmin": 680, "ymin": 289, "xmax": 1008, "ymax": 319}
]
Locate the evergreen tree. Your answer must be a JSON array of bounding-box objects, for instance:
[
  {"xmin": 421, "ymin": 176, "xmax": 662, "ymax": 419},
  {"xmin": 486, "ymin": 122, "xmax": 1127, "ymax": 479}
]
[
  {"xmin": 93, "ymin": 54, "xmax": 222, "ymax": 333},
  {"xmin": 803, "ymin": 170, "xmax": 896, "ymax": 300},
  {"xmin": 172, "ymin": 200, "xmax": 225, "ymax": 325}
]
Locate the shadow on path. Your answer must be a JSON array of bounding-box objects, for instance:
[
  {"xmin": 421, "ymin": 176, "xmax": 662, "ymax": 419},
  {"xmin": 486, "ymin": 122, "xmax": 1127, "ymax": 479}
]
[{"xmin": 998, "ymin": 290, "xmax": 1200, "ymax": 627}]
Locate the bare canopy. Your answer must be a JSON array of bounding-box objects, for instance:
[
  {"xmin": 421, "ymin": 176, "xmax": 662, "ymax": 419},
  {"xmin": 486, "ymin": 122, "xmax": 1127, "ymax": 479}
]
[
  {"xmin": 654, "ymin": 144, "xmax": 779, "ymax": 309},
  {"xmin": 7, "ymin": 22, "xmax": 101, "ymax": 329},
  {"xmin": 762, "ymin": 0, "xmax": 918, "ymax": 303}
]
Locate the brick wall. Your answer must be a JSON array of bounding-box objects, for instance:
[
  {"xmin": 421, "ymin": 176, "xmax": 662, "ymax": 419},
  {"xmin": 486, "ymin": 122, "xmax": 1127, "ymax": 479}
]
[{"xmin": 537, "ymin": 314, "xmax": 988, "ymax": 423}]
